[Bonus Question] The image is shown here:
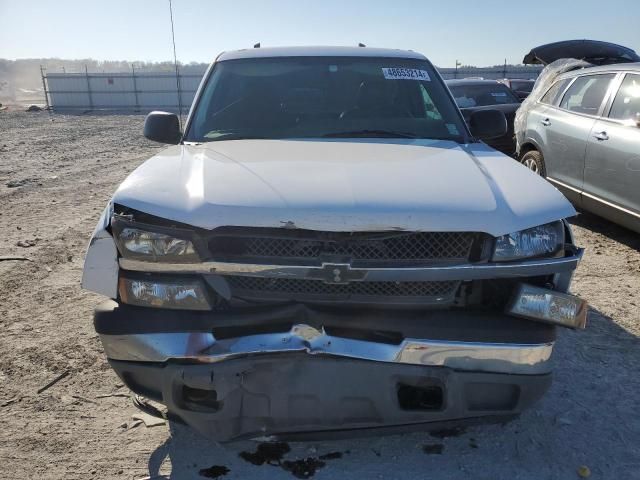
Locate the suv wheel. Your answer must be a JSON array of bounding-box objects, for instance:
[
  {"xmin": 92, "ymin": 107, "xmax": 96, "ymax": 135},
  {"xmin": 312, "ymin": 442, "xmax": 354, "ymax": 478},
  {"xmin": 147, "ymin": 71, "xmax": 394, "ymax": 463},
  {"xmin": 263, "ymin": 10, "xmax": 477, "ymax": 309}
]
[{"xmin": 521, "ymin": 150, "xmax": 546, "ymax": 177}]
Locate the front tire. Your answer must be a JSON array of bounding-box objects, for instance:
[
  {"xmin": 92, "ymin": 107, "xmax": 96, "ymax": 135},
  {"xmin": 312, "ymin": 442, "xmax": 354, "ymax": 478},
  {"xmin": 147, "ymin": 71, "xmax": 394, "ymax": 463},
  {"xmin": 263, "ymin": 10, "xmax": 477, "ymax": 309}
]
[{"xmin": 521, "ymin": 150, "xmax": 546, "ymax": 177}]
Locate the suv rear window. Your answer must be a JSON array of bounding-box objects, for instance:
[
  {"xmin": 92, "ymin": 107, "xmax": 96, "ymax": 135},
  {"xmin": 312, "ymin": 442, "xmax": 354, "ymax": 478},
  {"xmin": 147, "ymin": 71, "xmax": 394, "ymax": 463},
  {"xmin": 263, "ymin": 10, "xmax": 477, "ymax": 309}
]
[
  {"xmin": 449, "ymin": 83, "xmax": 519, "ymax": 107},
  {"xmin": 559, "ymin": 74, "xmax": 615, "ymax": 115}
]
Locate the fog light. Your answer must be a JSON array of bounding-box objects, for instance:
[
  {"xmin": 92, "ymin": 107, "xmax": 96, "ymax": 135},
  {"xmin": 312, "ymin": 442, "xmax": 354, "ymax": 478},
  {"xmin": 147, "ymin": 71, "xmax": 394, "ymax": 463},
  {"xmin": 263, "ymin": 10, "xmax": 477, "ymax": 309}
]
[
  {"xmin": 507, "ymin": 283, "xmax": 587, "ymax": 329},
  {"xmin": 119, "ymin": 276, "xmax": 211, "ymax": 310}
]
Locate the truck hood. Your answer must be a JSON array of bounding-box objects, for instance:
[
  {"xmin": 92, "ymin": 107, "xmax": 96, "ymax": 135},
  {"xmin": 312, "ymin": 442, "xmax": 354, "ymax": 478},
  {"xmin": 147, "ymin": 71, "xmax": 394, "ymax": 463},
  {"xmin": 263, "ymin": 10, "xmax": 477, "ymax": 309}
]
[{"xmin": 113, "ymin": 139, "xmax": 575, "ymax": 237}]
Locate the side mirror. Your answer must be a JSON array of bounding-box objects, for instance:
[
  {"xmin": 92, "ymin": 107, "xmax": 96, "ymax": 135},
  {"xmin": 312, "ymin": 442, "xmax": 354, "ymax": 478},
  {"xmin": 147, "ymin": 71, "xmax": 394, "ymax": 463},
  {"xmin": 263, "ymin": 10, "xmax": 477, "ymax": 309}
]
[
  {"xmin": 468, "ymin": 109, "xmax": 508, "ymax": 140},
  {"xmin": 144, "ymin": 111, "xmax": 181, "ymax": 144}
]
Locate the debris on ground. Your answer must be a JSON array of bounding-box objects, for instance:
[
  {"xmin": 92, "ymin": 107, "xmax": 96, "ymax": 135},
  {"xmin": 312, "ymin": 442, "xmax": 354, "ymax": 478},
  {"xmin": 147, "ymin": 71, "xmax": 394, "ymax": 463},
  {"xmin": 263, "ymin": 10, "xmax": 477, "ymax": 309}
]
[
  {"xmin": 238, "ymin": 443, "xmax": 347, "ymax": 478},
  {"xmin": 16, "ymin": 239, "xmax": 37, "ymax": 248},
  {"xmin": 95, "ymin": 393, "xmax": 130, "ymax": 399},
  {"xmin": 6, "ymin": 179, "xmax": 31, "ymax": 188},
  {"xmin": 37, "ymin": 370, "xmax": 70, "ymax": 394},
  {"xmin": 26, "ymin": 105, "xmax": 42, "ymax": 112},
  {"xmin": 71, "ymin": 394, "xmax": 97, "ymax": 405},
  {"xmin": 281, "ymin": 457, "xmax": 327, "ymax": 479},
  {"xmin": 131, "ymin": 412, "xmax": 166, "ymax": 428},
  {"xmin": 239, "ymin": 442, "xmax": 291, "ymax": 466},
  {"xmin": 0, "ymin": 256, "xmax": 31, "ymax": 262},
  {"xmin": 1, "ymin": 397, "xmax": 20, "ymax": 407},
  {"xmin": 198, "ymin": 465, "xmax": 230, "ymax": 479},
  {"xmin": 128, "ymin": 419, "xmax": 143, "ymax": 430},
  {"xmin": 577, "ymin": 465, "xmax": 592, "ymax": 478}
]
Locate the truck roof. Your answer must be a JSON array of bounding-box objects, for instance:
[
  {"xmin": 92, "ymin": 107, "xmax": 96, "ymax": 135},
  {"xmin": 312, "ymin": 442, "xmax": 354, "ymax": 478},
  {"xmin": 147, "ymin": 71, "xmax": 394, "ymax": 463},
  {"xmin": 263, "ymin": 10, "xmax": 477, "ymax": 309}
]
[{"xmin": 217, "ymin": 46, "xmax": 427, "ymax": 62}]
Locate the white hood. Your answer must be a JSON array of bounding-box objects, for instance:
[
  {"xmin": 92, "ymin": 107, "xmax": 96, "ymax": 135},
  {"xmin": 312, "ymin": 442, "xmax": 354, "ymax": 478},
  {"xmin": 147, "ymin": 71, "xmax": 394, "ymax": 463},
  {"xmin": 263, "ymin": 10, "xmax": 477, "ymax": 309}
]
[{"xmin": 113, "ymin": 139, "xmax": 575, "ymax": 237}]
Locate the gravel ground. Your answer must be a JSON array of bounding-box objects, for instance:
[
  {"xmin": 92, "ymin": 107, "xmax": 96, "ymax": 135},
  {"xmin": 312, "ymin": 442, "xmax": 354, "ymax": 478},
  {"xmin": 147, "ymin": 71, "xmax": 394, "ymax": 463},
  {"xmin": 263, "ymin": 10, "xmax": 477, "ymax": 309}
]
[{"xmin": 0, "ymin": 111, "xmax": 638, "ymax": 480}]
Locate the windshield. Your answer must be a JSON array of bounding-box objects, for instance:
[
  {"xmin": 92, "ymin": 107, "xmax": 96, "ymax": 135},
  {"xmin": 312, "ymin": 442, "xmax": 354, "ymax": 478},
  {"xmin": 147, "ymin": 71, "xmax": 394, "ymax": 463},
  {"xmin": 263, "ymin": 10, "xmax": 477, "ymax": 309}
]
[
  {"xmin": 449, "ymin": 83, "xmax": 520, "ymax": 107},
  {"xmin": 185, "ymin": 57, "xmax": 468, "ymax": 142}
]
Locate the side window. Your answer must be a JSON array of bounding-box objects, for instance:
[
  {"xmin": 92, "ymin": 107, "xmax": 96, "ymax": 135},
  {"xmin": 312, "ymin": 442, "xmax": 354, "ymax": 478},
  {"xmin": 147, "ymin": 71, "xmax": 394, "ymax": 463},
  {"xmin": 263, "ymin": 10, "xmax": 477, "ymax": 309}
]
[
  {"xmin": 608, "ymin": 73, "xmax": 640, "ymax": 122},
  {"xmin": 559, "ymin": 74, "xmax": 615, "ymax": 115},
  {"xmin": 540, "ymin": 78, "xmax": 571, "ymax": 105}
]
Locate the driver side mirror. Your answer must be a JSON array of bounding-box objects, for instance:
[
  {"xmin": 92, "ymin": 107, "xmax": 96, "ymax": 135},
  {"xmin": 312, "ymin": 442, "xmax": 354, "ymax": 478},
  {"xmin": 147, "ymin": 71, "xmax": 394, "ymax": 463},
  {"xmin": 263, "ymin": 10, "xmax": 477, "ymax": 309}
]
[
  {"xmin": 468, "ymin": 109, "xmax": 508, "ymax": 140},
  {"xmin": 144, "ymin": 111, "xmax": 182, "ymax": 144}
]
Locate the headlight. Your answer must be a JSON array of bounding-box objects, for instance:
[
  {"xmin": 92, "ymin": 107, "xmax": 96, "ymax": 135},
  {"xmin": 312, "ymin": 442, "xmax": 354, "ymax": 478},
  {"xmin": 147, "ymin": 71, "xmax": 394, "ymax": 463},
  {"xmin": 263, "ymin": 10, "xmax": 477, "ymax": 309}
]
[
  {"xmin": 112, "ymin": 222, "xmax": 199, "ymax": 263},
  {"xmin": 507, "ymin": 283, "xmax": 587, "ymax": 329},
  {"xmin": 118, "ymin": 276, "xmax": 211, "ymax": 310},
  {"xmin": 492, "ymin": 221, "xmax": 564, "ymax": 262}
]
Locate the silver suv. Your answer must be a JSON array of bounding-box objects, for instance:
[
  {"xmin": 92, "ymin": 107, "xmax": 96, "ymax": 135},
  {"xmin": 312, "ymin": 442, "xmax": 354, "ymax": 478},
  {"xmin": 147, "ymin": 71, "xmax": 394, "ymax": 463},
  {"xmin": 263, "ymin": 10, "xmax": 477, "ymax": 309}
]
[{"xmin": 518, "ymin": 50, "xmax": 640, "ymax": 233}]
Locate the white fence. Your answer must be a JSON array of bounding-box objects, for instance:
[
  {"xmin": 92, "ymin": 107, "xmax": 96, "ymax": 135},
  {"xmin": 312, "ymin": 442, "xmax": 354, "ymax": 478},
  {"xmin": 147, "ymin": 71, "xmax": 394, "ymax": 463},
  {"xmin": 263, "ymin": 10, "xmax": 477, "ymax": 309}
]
[
  {"xmin": 45, "ymin": 70, "xmax": 206, "ymax": 113},
  {"xmin": 43, "ymin": 66, "xmax": 543, "ymax": 112}
]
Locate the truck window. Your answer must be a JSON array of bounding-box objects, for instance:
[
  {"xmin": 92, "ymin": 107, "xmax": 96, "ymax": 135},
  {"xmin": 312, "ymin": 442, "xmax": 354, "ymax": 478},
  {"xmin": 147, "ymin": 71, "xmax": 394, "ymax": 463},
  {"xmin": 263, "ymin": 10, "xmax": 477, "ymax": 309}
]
[{"xmin": 186, "ymin": 57, "xmax": 467, "ymax": 142}]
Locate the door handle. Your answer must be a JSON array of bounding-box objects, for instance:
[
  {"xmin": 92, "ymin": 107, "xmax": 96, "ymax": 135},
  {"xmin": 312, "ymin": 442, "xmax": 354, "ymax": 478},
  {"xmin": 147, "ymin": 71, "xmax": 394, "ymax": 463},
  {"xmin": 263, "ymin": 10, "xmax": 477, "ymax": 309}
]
[
  {"xmin": 541, "ymin": 118, "xmax": 551, "ymax": 126},
  {"xmin": 593, "ymin": 131, "xmax": 609, "ymax": 141}
]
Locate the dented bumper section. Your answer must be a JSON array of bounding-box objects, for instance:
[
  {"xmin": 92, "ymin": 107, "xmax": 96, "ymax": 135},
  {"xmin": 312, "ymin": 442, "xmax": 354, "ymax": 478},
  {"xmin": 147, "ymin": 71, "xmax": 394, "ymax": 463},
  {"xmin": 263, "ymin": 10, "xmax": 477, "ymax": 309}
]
[
  {"xmin": 109, "ymin": 355, "xmax": 551, "ymax": 442},
  {"xmin": 96, "ymin": 301, "xmax": 555, "ymax": 440}
]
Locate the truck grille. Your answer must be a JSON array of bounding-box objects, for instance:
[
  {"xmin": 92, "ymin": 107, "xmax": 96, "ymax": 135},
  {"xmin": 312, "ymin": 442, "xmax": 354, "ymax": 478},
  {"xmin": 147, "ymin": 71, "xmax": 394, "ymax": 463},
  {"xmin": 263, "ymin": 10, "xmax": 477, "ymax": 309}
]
[
  {"xmin": 209, "ymin": 229, "xmax": 478, "ymax": 266},
  {"xmin": 226, "ymin": 276, "xmax": 460, "ymax": 304}
]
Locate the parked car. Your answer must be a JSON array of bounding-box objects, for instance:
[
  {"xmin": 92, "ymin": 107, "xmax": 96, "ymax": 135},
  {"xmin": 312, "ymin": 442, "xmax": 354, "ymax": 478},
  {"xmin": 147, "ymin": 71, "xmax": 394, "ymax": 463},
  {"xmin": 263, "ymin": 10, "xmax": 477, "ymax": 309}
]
[
  {"xmin": 83, "ymin": 46, "xmax": 587, "ymax": 442},
  {"xmin": 516, "ymin": 40, "xmax": 640, "ymax": 233},
  {"xmin": 499, "ymin": 79, "xmax": 536, "ymax": 100},
  {"xmin": 446, "ymin": 79, "xmax": 521, "ymax": 154}
]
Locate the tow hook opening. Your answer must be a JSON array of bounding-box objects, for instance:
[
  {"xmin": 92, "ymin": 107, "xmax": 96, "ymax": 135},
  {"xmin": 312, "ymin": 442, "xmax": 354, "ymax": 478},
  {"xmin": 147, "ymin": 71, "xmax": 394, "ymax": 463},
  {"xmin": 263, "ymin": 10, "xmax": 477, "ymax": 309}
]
[
  {"xmin": 397, "ymin": 383, "xmax": 444, "ymax": 411},
  {"xmin": 181, "ymin": 385, "xmax": 221, "ymax": 412}
]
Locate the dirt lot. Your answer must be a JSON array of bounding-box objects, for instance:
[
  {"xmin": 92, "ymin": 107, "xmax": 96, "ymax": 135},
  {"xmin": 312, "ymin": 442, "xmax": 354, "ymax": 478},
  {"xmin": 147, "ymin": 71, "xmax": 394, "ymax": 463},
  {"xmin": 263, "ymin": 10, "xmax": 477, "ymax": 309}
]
[{"xmin": 0, "ymin": 111, "xmax": 638, "ymax": 480}]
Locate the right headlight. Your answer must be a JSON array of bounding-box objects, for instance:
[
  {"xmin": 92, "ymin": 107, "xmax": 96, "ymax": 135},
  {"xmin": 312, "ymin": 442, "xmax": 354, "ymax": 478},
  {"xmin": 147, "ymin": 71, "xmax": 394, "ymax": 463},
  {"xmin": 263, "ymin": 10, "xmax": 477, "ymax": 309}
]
[
  {"xmin": 492, "ymin": 221, "xmax": 564, "ymax": 262},
  {"xmin": 112, "ymin": 219, "xmax": 200, "ymax": 263}
]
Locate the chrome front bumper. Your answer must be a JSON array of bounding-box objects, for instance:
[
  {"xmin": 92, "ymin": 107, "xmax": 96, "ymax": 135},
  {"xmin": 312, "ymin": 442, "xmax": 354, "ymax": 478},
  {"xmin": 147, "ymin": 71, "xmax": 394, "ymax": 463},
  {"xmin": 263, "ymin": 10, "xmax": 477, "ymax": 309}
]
[
  {"xmin": 99, "ymin": 324, "xmax": 553, "ymax": 375},
  {"xmin": 118, "ymin": 248, "xmax": 583, "ymax": 282}
]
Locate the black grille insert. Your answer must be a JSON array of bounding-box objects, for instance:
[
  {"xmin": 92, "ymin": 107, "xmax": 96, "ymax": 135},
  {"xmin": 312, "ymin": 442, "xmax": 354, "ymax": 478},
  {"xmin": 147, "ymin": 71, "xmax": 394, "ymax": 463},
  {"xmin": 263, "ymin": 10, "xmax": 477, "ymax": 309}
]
[
  {"xmin": 226, "ymin": 276, "xmax": 460, "ymax": 304},
  {"xmin": 209, "ymin": 229, "xmax": 478, "ymax": 266}
]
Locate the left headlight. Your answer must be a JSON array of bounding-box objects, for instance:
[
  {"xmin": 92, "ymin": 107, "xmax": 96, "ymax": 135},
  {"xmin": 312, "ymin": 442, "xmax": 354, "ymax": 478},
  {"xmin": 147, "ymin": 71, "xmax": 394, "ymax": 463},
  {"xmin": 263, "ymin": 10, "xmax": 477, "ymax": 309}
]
[
  {"xmin": 112, "ymin": 222, "xmax": 200, "ymax": 263},
  {"xmin": 492, "ymin": 221, "xmax": 564, "ymax": 262}
]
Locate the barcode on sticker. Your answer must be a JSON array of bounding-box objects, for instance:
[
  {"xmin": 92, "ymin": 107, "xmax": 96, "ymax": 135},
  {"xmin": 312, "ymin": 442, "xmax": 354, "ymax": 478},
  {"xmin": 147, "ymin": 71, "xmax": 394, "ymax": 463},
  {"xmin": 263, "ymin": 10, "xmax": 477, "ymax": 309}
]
[{"xmin": 382, "ymin": 68, "xmax": 431, "ymax": 81}]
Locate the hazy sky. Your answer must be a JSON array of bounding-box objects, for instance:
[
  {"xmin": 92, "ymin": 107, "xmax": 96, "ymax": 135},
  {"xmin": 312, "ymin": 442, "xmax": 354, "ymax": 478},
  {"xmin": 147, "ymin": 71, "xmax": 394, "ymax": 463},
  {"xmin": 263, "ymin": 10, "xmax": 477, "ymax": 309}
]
[{"xmin": 1, "ymin": 0, "xmax": 639, "ymax": 67}]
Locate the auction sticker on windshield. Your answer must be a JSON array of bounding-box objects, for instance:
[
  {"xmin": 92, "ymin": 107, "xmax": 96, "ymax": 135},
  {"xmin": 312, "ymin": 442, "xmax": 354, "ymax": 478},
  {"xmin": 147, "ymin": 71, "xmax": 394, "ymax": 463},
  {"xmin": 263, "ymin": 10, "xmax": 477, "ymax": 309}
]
[{"xmin": 382, "ymin": 68, "xmax": 431, "ymax": 81}]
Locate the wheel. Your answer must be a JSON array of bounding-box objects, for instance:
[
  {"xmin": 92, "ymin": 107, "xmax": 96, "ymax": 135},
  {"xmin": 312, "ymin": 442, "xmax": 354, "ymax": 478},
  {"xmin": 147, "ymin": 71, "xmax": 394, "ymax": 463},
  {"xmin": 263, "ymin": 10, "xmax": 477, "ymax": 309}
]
[{"xmin": 521, "ymin": 150, "xmax": 546, "ymax": 177}]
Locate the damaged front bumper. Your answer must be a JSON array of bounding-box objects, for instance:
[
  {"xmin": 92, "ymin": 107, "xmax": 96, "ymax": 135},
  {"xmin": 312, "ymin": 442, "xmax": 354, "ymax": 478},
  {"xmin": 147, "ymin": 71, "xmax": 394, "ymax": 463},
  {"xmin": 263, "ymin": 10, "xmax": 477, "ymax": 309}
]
[{"xmin": 96, "ymin": 301, "xmax": 557, "ymax": 441}]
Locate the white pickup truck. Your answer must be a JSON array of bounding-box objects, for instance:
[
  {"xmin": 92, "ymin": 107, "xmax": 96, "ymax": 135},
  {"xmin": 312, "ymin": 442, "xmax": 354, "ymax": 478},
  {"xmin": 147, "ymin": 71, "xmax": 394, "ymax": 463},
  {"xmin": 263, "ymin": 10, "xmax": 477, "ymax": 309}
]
[{"xmin": 82, "ymin": 46, "xmax": 586, "ymax": 441}]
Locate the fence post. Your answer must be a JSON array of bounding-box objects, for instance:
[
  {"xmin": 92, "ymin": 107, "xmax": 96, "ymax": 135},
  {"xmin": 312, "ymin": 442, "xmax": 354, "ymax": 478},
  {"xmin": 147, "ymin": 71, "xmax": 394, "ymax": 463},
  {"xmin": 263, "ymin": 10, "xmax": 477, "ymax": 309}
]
[
  {"xmin": 85, "ymin": 65, "xmax": 93, "ymax": 110},
  {"xmin": 40, "ymin": 65, "xmax": 51, "ymax": 111},
  {"xmin": 131, "ymin": 64, "xmax": 140, "ymax": 112}
]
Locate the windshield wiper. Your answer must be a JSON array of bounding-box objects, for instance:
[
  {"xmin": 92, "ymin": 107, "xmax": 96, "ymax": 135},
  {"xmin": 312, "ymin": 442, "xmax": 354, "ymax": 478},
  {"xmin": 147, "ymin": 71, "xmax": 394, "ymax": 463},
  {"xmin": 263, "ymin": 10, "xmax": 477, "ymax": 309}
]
[
  {"xmin": 322, "ymin": 129, "xmax": 418, "ymax": 139},
  {"xmin": 202, "ymin": 132, "xmax": 268, "ymax": 142}
]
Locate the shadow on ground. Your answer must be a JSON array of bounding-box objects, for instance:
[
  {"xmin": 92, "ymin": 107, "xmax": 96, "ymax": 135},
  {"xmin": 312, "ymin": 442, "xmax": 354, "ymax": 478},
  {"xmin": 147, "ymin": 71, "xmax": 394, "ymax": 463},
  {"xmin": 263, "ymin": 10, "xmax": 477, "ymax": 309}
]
[{"xmin": 570, "ymin": 210, "xmax": 639, "ymax": 252}]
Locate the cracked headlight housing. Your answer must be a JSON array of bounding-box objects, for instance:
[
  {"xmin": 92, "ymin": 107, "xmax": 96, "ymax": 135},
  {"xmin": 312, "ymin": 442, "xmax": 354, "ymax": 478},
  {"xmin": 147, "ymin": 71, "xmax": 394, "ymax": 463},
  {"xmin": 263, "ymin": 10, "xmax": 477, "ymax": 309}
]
[
  {"xmin": 112, "ymin": 221, "xmax": 200, "ymax": 263},
  {"xmin": 492, "ymin": 221, "xmax": 564, "ymax": 262}
]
